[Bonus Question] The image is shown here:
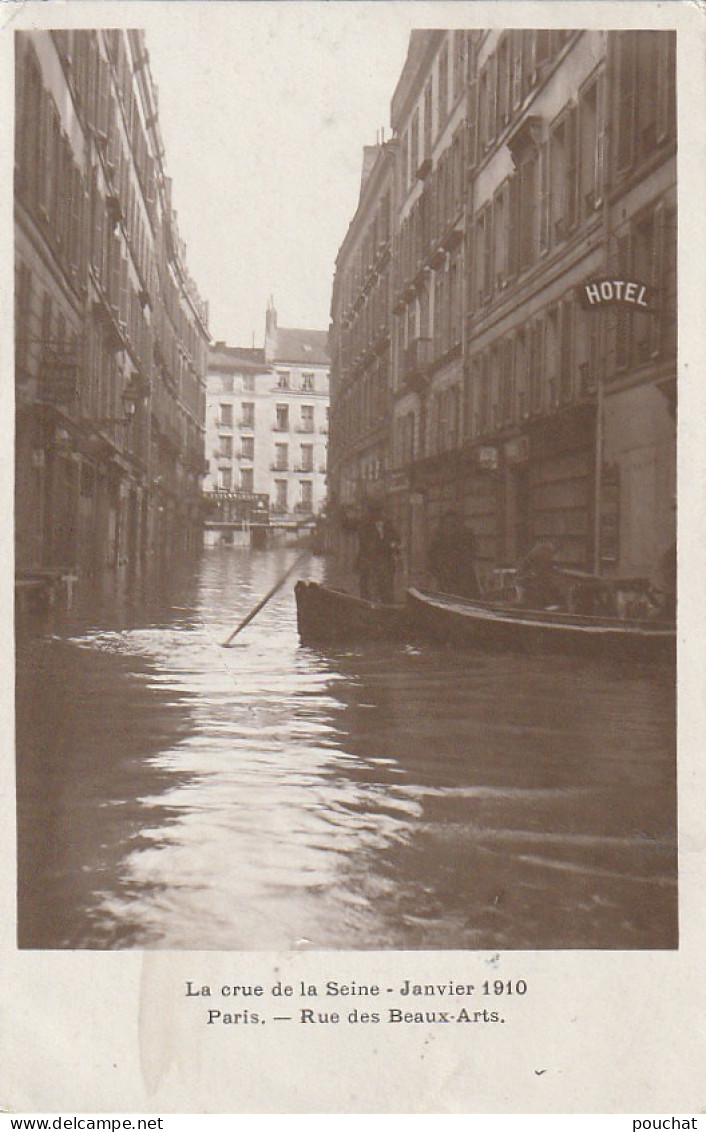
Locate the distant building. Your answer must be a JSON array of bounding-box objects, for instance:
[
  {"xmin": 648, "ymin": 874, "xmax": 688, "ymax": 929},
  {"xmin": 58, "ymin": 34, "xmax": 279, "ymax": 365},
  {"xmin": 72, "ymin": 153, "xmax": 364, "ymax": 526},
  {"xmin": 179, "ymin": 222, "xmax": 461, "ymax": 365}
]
[
  {"xmin": 203, "ymin": 302, "xmax": 330, "ymax": 544},
  {"xmin": 15, "ymin": 30, "xmax": 209, "ymax": 583},
  {"xmin": 328, "ymin": 29, "xmax": 676, "ymax": 593}
]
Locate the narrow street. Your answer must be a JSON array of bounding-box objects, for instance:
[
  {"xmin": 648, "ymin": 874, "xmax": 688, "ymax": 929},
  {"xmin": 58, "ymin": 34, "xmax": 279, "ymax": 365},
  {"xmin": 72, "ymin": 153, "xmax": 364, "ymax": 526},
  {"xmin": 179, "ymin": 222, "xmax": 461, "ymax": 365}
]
[{"xmin": 16, "ymin": 547, "xmax": 677, "ymax": 951}]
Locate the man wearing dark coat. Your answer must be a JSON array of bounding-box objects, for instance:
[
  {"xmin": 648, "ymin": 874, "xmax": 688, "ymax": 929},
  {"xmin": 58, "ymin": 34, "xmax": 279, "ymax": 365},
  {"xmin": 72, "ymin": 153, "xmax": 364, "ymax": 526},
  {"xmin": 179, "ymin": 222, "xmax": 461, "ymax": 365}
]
[
  {"xmin": 355, "ymin": 502, "xmax": 400, "ymax": 604},
  {"xmin": 427, "ymin": 511, "xmax": 481, "ymax": 599}
]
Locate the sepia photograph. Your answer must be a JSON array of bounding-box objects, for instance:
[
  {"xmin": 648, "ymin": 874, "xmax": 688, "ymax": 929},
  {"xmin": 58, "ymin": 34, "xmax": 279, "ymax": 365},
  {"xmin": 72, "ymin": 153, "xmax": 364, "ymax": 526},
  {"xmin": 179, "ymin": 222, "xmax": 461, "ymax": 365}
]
[{"xmin": 14, "ymin": 16, "xmax": 678, "ymax": 961}]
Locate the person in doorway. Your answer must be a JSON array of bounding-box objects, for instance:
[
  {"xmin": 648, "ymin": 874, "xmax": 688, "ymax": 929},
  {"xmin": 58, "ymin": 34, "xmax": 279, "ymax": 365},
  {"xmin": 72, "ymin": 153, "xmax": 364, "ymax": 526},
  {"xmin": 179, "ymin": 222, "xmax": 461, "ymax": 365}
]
[
  {"xmin": 515, "ymin": 540, "xmax": 563, "ymax": 609},
  {"xmin": 355, "ymin": 502, "xmax": 400, "ymax": 604},
  {"xmin": 427, "ymin": 511, "xmax": 481, "ymax": 599}
]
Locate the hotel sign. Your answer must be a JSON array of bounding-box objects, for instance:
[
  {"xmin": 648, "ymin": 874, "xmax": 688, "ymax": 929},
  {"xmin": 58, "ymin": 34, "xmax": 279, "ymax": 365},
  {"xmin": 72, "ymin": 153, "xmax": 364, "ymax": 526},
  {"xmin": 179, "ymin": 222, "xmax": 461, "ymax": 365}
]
[{"xmin": 580, "ymin": 279, "xmax": 652, "ymax": 311}]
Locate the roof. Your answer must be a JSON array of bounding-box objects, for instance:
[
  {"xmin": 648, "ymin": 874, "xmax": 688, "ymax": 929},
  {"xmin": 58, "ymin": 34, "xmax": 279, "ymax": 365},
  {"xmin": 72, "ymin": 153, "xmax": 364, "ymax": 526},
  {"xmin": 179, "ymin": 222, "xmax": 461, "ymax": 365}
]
[
  {"xmin": 209, "ymin": 343, "xmax": 268, "ymax": 373},
  {"xmin": 272, "ymin": 328, "xmax": 329, "ymax": 366}
]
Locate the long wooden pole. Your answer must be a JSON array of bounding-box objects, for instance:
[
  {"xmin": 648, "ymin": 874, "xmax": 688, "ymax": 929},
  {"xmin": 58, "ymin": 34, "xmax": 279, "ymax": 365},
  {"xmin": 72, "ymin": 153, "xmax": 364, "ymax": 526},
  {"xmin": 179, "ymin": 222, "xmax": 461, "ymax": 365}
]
[{"xmin": 221, "ymin": 551, "xmax": 311, "ymax": 647}]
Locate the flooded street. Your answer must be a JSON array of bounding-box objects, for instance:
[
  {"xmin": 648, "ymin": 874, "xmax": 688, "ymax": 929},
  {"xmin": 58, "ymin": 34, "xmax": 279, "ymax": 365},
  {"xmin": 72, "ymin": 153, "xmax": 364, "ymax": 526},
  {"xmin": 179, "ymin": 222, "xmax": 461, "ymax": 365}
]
[{"xmin": 16, "ymin": 547, "xmax": 677, "ymax": 951}]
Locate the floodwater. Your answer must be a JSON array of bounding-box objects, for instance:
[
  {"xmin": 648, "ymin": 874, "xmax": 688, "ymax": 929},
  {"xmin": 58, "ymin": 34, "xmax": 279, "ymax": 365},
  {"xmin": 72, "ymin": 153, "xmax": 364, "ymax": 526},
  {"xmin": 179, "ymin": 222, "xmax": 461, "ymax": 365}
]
[{"xmin": 16, "ymin": 547, "xmax": 677, "ymax": 950}]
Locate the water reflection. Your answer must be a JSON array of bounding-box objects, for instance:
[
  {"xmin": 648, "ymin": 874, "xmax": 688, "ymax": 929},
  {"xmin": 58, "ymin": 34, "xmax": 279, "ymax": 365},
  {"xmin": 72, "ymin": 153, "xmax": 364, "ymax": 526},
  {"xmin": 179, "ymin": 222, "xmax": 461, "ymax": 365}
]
[{"xmin": 16, "ymin": 547, "xmax": 677, "ymax": 950}]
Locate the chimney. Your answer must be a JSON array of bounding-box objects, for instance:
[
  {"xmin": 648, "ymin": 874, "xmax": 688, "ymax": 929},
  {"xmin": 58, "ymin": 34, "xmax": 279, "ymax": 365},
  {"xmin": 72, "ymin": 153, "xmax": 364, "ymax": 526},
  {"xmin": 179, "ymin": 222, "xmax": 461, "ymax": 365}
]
[{"xmin": 265, "ymin": 296, "xmax": 278, "ymax": 362}]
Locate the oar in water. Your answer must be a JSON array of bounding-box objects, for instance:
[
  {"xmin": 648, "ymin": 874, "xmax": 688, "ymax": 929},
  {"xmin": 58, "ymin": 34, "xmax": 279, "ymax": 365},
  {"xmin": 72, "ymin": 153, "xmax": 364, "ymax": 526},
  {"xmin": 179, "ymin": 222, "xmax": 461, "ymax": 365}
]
[{"xmin": 221, "ymin": 551, "xmax": 311, "ymax": 648}]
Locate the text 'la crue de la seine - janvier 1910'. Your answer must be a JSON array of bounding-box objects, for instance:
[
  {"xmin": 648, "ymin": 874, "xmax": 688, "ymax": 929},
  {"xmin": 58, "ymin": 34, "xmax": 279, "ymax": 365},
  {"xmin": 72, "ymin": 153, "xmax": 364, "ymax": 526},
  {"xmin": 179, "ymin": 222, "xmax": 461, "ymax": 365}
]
[{"xmin": 185, "ymin": 978, "xmax": 529, "ymax": 1026}]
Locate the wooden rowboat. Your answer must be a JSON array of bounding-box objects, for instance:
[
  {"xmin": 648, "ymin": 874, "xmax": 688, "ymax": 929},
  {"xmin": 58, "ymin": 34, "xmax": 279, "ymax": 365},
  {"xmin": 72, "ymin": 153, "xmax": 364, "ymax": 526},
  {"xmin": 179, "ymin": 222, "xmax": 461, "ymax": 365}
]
[
  {"xmin": 294, "ymin": 581, "xmax": 411, "ymax": 645},
  {"xmin": 406, "ymin": 587, "xmax": 676, "ymax": 665}
]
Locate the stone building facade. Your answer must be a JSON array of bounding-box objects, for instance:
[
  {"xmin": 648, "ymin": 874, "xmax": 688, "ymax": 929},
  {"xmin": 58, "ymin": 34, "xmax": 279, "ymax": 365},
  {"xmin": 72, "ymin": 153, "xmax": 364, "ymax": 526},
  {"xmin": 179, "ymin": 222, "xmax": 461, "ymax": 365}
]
[
  {"xmin": 15, "ymin": 30, "xmax": 209, "ymax": 584},
  {"xmin": 328, "ymin": 29, "xmax": 676, "ymax": 595}
]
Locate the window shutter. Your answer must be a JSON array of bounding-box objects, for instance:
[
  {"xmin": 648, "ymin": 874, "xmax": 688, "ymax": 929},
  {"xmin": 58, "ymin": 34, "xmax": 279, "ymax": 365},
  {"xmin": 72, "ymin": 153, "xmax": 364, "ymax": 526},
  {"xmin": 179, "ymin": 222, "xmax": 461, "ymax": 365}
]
[
  {"xmin": 483, "ymin": 204, "xmax": 494, "ymax": 300},
  {"xmin": 616, "ymin": 33, "xmax": 636, "ymax": 173},
  {"xmin": 511, "ymin": 31, "xmax": 523, "ymax": 110},
  {"xmin": 69, "ymin": 166, "xmax": 83, "ymax": 277},
  {"xmin": 594, "ymin": 72, "xmax": 606, "ymax": 207},
  {"xmin": 656, "ymin": 34, "xmax": 675, "ymax": 143},
  {"xmin": 539, "ymin": 141, "xmax": 550, "ymax": 252},
  {"xmin": 651, "ymin": 202, "xmax": 665, "ymax": 357},
  {"xmin": 110, "ymin": 234, "xmax": 121, "ymax": 316},
  {"xmin": 463, "ymin": 84, "xmax": 475, "ymax": 174},
  {"xmin": 566, "ymin": 104, "xmax": 579, "ymax": 230},
  {"xmin": 614, "ymin": 233, "xmax": 631, "ymax": 369},
  {"xmin": 488, "ymin": 51, "xmax": 497, "ymax": 141},
  {"xmin": 508, "ymin": 172, "xmax": 519, "ymax": 280},
  {"xmin": 560, "ymin": 297, "xmax": 574, "ymax": 402}
]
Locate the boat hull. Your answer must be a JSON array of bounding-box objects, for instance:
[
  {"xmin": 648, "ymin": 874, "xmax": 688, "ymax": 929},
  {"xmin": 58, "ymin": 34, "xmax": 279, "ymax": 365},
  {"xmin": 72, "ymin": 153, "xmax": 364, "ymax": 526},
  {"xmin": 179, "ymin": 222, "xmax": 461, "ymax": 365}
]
[
  {"xmin": 407, "ymin": 588, "xmax": 676, "ymax": 665},
  {"xmin": 295, "ymin": 581, "xmax": 411, "ymax": 645}
]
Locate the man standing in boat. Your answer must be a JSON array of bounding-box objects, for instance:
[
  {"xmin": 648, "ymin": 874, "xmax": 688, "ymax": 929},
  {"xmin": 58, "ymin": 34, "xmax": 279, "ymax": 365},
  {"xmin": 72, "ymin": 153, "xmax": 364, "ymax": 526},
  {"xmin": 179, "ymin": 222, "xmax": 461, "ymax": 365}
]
[
  {"xmin": 427, "ymin": 511, "xmax": 481, "ymax": 599},
  {"xmin": 515, "ymin": 540, "xmax": 563, "ymax": 609},
  {"xmin": 355, "ymin": 501, "xmax": 400, "ymax": 604}
]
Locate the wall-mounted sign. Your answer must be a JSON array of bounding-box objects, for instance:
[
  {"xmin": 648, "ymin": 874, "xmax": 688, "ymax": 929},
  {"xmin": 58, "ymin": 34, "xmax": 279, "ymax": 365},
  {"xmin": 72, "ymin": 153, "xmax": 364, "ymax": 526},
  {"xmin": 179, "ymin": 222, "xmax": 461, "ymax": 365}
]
[
  {"xmin": 579, "ymin": 280, "xmax": 652, "ymax": 311},
  {"xmin": 478, "ymin": 446, "xmax": 499, "ymax": 471}
]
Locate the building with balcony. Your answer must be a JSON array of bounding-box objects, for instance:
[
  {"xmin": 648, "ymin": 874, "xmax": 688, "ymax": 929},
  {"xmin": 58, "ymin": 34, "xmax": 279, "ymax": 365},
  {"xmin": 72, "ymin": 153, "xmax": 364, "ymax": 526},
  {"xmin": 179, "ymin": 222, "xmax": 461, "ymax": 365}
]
[
  {"xmin": 388, "ymin": 29, "xmax": 470, "ymax": 581},
  {"xmin": 203, "ymin": 304, "xmax": 329, "ymax": 544},
  {"xmin": 328, "ymin": 136, "xmax": 395, "ymax": 573},
  {"xmin": 328, "ymin": 28, "xmax": 676, "ymax": 594},
  {"xmin": 15, "ymin": 30, "xmax": 209, "ymax": 585}
]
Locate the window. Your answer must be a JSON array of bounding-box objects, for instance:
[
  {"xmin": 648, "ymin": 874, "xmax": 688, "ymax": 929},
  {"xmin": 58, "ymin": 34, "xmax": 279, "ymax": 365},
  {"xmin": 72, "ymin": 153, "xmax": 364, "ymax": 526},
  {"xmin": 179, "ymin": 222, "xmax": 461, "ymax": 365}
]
[
  {"xmin": 219, "ymin": 467, "xmax": 232, "ymax": 489},
  {"xmin": 496, "ymin": 35, "xmax": 511, "ymax": 129},
  {"xmin": 302, "ymin": 371, "xmax": 315, "ymax": 391},
  {"xmin": 545, "ymin": 306, "xmax": 560, "ymax": 408},
  {"xmin": 549, "ymin": 106, "xmax": 578, "ymax": 242},
  {"xmin": 515, "ymin": 330, "xmax": 529, "ymax": 419},
  {"xmin": 299, "ymin": 481, "xmax": 313, "ymax": 511},
  {"xmin": 529, "ymin": 318, "xmax": 544, "ymax": 413},
  {"xmin": 301, "ymin": 405, "xmax": 314, "ymax": 432},
  {"xmin": 438, "ymin": 44, "xmax": 448, "ymax": 127},
  {"xmin": 275, "ymin": 442, "xmax": 288, "ymax": 470},
  {"xmin": 633, "ymin": 206, "xmax": 665, "ymax": 362},
  {"xmin": 423, "ymin": 80, "xmax": 433, "ymax": 159},
  {"xmin": 410, "ymin": 109, "xmax": 420, "ymax": 178},
  {"xmin": 219, "ymin": 403, "xmax": 233, "ymax": 428},
  {"xmin": 241, "ymin": 402, "xmax": 254, "ymax": 428},
  {"xmin": 452, "ymin": 31, "xmax": 466, "ymax": 104},
  {"xmin": 614, "ymin": 32, "xmax": 675, "ymax": 174},
  {"xmin": 274, "ymin": 479, "xmax": 288, "ymax": 510},
  {"xmin": 559, "ymin": 298, "xmax": 574, "ymax": 403},
  {"xmin": 277, "ymin": 370, "xmax": 290, "ymax": 389},
  {"xmin": 474, "ymin": 203, "xmax": 493, "ymax": 305},
  {"xmin": 243, "ymin": 374, "xmax": 255, "ymax": 392},
  {"xmin": 220, "ymin": 436, "xmax": 233, "ymax": 458},
  {"xmin": 221, "ymin": 374, "xmax": 234, "ymax": 393},
  {"xmin": 240, "ymin": 467, "xmax": 254, "ymax": 493},
  {"xmin": 493, "ymin": 183, "xmax": 508, "ymax": 289},
  {"xmin": 501, "ymin": 339, "xmax": 514, "ymax": 424},
  {"xmin": 478, "ymin": 354, "xmax": 491, "ymax": 434},
  {"xmin": 241, "ymin": 436, "xmax": 254, "ymax": 460},
  {"xmin": 579, "ymin": 74, "xmax": 605, "ymax": 215},
  {"xmin": 275, "ymin": 404, "xmax": 289, "ymax": 431},
  {"xmin": 300, "ymin": 443, "xmax": 314, "ymax": 472}
]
